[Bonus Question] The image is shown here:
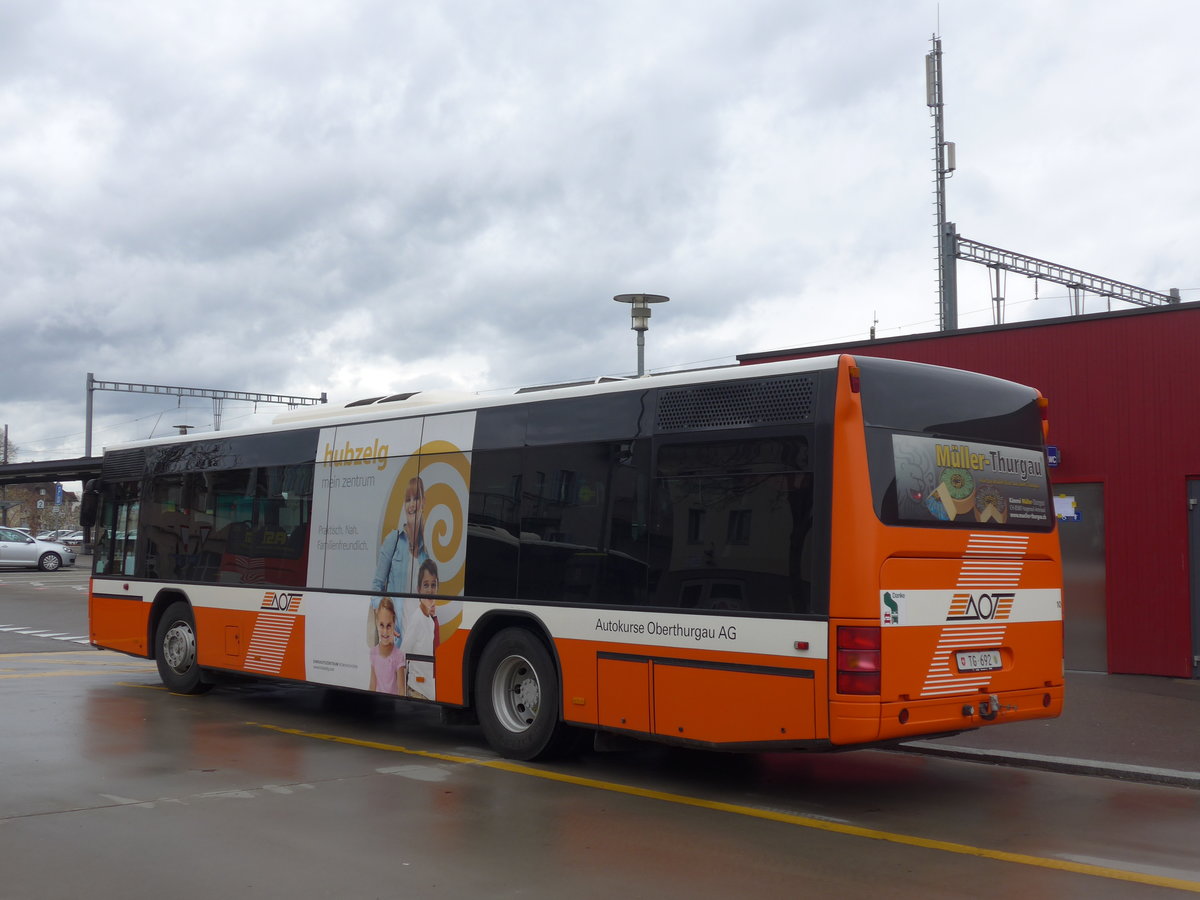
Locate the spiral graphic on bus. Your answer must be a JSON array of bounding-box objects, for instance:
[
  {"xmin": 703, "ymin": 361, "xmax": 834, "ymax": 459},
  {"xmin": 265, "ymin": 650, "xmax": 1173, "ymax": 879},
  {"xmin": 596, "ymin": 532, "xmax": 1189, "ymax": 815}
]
[
  {"xmin": 419, "ymin": 453, "xmax": 470, "ymax": 596},
  {"xmin": 378, "ymin": 440, "xmax": 471, "ymax": 597}
]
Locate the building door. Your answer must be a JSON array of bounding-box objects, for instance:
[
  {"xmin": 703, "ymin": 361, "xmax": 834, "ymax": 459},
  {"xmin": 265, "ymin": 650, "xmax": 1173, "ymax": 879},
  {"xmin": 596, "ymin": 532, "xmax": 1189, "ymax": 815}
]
[
  {"xmin": 1056, "ymin": 483, "xmax": 1107, "ymax": 672},
  {"xmin": 1188, "ymin": 479, "xmax": 1200, "ymax": 677}
]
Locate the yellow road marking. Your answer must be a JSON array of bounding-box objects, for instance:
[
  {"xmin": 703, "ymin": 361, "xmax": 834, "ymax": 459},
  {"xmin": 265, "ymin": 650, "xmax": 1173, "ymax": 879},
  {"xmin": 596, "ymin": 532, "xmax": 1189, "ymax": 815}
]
[{"xmin": 250, "ymin": 721, "xmax": 1200, "ymax": 894}]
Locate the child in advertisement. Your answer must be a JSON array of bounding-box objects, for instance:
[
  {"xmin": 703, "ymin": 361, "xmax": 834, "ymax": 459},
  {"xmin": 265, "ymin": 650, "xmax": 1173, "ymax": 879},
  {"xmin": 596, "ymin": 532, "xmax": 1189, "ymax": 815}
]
[
  {"xmin": 367, "ymin": 597, "xmax": 405, "ymax": 695},
  {"xmin": 400, "ymin": 558, "xmax": 441, "ymax": 700}
]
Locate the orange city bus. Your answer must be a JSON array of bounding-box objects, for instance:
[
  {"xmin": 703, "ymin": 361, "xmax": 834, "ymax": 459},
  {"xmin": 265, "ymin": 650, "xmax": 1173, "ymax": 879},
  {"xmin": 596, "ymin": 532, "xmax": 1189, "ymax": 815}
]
[{"xmin": 83, "ymin": 355, "xmax": 1063, "ymax": 760}]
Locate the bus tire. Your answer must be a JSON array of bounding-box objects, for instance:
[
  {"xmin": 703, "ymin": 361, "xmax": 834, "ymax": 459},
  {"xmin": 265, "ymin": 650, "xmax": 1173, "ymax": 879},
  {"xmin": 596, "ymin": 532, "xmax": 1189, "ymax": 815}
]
[
  {"xmin": 155, "ymin": 601, "xmax": 211, "ymax": 694},
  {"xmin": 476, "ymin": 627, "xmax": 575, "ymax": 761}
]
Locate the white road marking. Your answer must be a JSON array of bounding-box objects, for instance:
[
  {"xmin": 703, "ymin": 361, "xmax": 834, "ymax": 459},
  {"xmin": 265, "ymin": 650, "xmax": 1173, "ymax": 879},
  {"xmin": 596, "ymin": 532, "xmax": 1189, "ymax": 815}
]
[{"xmin": 0, "ymin": 624, "xmax": 90, "ymax": 643}]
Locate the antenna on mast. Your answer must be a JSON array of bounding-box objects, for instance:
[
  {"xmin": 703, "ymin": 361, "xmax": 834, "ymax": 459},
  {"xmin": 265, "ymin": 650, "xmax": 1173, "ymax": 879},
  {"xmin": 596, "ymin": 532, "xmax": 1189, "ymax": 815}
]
[{"xmin": 926, "ymin": 34, "xmax": 957, "ymax": 331}]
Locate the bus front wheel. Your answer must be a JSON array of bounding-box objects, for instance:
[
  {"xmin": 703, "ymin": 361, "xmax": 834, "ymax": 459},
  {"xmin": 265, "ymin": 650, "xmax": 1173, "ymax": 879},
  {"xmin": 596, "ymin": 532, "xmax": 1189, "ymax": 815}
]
[
  {"xmin": 476, "ymin": 627, "xmax": 575, "ymax": 761},
  {"xmin": 155, "ymin": 601, "xmax": 211, "ymax": 694}
]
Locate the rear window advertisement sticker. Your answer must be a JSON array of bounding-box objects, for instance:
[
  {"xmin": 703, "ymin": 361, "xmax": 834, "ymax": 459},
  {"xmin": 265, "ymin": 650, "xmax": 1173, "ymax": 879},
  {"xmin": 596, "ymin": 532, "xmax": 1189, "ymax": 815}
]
[{"xmin": 892, "ymin": 434, "xmax": 1050, "ymax": 527}]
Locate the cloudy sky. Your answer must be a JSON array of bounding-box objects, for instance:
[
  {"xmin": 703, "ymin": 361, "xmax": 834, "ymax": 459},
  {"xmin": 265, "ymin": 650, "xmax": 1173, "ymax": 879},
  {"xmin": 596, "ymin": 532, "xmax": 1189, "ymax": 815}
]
[{"xmin": 3, "ymin": 0, "xmax": 1196, "ymax": 463}]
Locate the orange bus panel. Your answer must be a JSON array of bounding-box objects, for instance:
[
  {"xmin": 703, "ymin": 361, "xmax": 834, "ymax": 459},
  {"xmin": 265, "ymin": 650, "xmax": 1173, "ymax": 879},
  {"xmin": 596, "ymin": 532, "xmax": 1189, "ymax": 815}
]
[
  {"xmin": 652, "ymin": 662, "xmax": 817, "ymax": 744},
  {"xmin": 597, "ymin": 656, "xmax": 652, "ymax": 733},
  {"xmin": 89, "ymin": 593, "xmax": 150, "ymax": 657}
]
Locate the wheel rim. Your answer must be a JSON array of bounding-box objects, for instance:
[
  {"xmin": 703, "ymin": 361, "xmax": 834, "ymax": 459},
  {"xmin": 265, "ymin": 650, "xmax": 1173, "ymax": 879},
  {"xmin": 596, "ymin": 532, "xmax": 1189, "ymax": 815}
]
[
  {"xmin": 162, "ymin": 620, "xmax": 197, "ymax": 675},
  {"xmin": 42, "ymin": 554, "xmax": 60, "ymax": 571},
  {"xmin": 490, "ymin": 654, "xmax": 540, "ymax": 733}
]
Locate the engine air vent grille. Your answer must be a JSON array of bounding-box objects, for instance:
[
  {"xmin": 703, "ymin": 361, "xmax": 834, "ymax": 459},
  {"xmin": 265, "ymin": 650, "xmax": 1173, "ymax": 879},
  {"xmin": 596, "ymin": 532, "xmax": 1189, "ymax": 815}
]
[
  {"xmin": 101, "ymin": 449, "xmax": 146, "ymax": 480},
  {"xmin": 656, "ymin": 376, "xmax": 816, "ymax": 431}
]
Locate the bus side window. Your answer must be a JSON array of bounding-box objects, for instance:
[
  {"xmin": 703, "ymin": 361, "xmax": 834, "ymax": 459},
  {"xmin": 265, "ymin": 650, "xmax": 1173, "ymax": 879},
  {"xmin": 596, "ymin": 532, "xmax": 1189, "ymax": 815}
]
[
  {"xmin": 648, "ymin": 436, "xmax": 814, "ymax": 614},
  {"xmin": 514, "ymin": 441, "xmax": 649, "ymax": 606},
  {"xmin": 466, "ymin": 449, "xmax": 523, "ymax": 599}
]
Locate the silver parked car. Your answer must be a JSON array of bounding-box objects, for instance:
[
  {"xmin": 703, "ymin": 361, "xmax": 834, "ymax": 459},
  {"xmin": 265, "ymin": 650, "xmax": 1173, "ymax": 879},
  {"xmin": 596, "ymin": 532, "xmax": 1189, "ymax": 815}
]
[{"xmin": 0, "ymin": 527, "xmax": 77, "ymax": 571}]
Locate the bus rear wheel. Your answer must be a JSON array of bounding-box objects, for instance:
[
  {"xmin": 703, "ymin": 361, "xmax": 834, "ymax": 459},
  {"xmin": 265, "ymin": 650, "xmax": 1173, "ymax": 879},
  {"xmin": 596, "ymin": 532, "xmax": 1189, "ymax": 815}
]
[
  {"xmin": 155, "ymin": 601, "xmax": 211, "ymax": 694},
  {"xmin": 476, "ymin": 627, "xmax": 576, "ymax": 761}
]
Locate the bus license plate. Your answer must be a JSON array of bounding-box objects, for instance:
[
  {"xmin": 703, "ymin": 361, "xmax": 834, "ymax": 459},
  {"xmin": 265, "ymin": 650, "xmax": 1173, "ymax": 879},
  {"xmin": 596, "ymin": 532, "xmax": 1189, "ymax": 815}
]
[{"xmin": 956, "ymin": 649, "xmax": 1002, "ymax": 672}]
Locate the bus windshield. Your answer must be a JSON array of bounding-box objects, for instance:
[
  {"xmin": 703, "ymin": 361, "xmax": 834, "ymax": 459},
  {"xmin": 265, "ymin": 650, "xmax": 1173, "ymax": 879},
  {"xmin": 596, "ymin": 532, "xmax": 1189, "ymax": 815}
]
[{"xmin": 857, "ymin": 357, "xmax": 1053, "ymax": 531}]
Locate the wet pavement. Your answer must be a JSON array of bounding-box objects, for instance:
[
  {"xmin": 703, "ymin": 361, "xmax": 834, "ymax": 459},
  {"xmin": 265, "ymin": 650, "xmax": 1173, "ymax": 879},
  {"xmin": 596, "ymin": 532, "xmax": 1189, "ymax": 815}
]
[
  {"xmin": 899, "ymin": 671, "xmax": 1200, "ymax": 789},
  {"xmin": 3, "ymin": 650, "xmax": 1199, "ymax": 899}
]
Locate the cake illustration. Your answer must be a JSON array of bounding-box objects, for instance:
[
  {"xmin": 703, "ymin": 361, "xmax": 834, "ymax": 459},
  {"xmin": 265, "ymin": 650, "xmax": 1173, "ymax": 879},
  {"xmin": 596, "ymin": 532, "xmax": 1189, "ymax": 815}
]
[{"xmin": 940, "ymin": 467, "xmax": 977, "ymax": 515}]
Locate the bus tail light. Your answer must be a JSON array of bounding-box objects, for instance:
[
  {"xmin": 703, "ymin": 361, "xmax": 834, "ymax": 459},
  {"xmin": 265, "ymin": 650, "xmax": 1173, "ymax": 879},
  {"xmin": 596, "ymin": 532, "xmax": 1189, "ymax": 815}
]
[
  {"xmin": 837, "ymin": 625, "xmax": 881, "ymax": 695},
  {"xmin": 1037, "ymin": 395, "xmax": 1049, "ymax": 440},
  {"xmin": 848, "ymin": 365, "xmax": 861, "ymax": 393}
]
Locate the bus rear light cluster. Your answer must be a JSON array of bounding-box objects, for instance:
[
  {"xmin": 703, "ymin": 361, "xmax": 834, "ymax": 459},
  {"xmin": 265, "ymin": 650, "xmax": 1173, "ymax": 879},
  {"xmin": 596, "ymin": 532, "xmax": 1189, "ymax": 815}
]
[{"xmin": 836, "ymin": 625, "xmax": 881, "ymax": 695}]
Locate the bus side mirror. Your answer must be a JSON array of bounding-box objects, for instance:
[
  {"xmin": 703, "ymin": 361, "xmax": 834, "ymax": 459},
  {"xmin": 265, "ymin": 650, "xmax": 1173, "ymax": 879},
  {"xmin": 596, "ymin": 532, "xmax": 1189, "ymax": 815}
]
[{"xmin": 80, "ymin": 480, "xmax": 100, "ymax": 528}]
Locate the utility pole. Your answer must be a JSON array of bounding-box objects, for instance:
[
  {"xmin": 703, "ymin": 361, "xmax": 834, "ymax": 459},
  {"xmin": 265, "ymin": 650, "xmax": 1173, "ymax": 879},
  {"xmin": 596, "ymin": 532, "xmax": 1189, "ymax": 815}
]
[
  {"xmin": 926, "ymin": 35, "xmax": 957, "ymax": 332},
  {"xmin": 921, "ymin": 37, "xmax": 1179, "ymax": 327}
]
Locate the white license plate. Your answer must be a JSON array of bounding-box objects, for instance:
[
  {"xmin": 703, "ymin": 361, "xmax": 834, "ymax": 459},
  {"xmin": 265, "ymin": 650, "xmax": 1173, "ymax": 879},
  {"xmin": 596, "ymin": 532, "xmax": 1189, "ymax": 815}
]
[{"xmin": 956, "ymin": 649, "xmax": 1002, "ymax": 672}]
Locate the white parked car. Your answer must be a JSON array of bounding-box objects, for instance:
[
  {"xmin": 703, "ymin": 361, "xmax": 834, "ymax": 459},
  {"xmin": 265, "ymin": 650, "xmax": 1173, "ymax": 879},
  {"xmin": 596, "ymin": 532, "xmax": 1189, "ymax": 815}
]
[
  {"xmin": 36, "ymin": 529, "xmax": 74, "ymax": 541},
  {"xmin": 0, "ymin": 527, "xmax": 77, "ymax": 571}
]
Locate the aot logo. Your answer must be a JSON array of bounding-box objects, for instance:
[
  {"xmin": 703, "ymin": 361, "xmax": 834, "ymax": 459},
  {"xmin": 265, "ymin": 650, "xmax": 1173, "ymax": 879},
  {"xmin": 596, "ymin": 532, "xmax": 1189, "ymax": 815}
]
[
  {"xmin": 261, "ymin": 591, "xmax": 302, "ymax": 612},
  {"xmin": 947, "ymin": 591, "xmax": 1014, "ymax": 622}
]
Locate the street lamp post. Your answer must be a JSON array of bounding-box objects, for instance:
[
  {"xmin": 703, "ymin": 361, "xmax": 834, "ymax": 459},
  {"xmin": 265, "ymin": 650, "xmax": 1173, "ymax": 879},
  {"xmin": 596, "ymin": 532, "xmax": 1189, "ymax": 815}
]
[{"xmin": 613, "ymin": 293, "xmax": 669, "ymax": 377}]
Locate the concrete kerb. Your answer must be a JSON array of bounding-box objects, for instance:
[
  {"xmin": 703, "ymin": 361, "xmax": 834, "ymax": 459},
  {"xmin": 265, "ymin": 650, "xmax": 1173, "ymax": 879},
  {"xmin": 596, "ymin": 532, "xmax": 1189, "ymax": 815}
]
[{"xmin": 896, "ymin": 741, "xmax": 1200, "ymax": 790}]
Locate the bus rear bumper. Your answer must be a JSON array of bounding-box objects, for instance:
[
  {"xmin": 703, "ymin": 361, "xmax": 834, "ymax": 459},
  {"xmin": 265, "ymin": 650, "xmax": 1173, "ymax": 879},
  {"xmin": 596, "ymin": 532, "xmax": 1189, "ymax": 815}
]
[{"xmin": 831, "ymin": 685, "xmax": 1064, "ymax": 746}]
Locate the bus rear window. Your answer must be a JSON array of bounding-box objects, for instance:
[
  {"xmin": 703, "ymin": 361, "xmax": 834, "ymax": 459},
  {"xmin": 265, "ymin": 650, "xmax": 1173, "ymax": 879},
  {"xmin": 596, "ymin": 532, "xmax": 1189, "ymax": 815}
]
[{"xmin": 856, "ymin": 357, "xmax": 1053, "ymax": 531}]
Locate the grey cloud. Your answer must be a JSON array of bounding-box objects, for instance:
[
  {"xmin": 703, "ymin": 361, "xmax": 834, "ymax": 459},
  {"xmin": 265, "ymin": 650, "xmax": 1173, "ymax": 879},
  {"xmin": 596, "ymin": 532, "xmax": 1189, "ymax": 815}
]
[{"xmin": 3, "ymin": 0, "xmax": 1197, "ymax": 461}]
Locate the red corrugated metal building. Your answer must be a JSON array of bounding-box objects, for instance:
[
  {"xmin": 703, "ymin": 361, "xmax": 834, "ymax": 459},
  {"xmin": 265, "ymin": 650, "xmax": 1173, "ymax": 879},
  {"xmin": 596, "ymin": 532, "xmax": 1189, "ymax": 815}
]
[{"xmin": 740, "ymin": 302, "xmax": 1200, "ymax": 679}]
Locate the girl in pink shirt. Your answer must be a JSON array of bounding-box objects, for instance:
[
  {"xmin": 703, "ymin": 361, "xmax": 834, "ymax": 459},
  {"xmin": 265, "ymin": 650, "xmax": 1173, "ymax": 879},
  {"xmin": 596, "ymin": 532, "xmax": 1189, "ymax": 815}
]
[{"xmin": 368, "ymin": 597, "xmax": 405, "ymax": 694}]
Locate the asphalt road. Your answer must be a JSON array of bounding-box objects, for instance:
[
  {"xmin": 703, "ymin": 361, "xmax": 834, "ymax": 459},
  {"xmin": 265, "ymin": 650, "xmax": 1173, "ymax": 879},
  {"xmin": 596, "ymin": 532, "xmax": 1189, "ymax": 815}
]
[
  {"xmin": 2, "ymin": 569, "xmax": 1199, "ymax": 898},
  {"xmin": 0, "ymin": 559, "xmax": 91, "ymax": 650}
]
